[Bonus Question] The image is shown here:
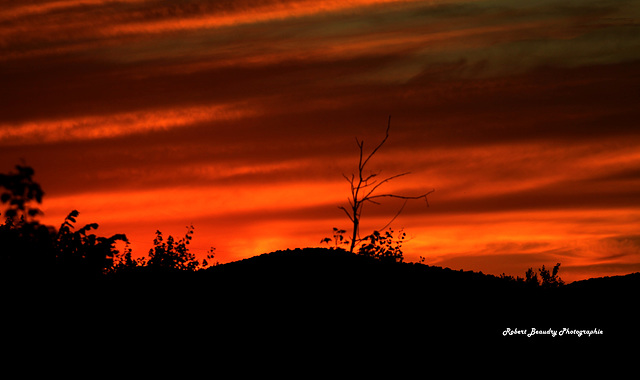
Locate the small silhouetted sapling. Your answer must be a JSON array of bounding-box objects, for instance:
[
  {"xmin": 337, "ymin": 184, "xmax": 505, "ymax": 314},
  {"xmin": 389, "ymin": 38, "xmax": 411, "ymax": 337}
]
[{"xmin": 338, "ymin": 116, "xmax": 434, "ymax": 254}]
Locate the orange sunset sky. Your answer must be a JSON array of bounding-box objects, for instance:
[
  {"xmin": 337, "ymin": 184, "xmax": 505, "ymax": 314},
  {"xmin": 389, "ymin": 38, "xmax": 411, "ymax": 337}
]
[{"xmin": 1, "ymin": 0, "xmax": 639, "ymax": 282}]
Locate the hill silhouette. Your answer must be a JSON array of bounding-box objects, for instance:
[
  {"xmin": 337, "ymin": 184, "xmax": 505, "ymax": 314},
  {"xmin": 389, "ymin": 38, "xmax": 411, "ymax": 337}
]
[
  {"xmin": 14, "ymin": 247, "xmax": 629, "ymax": 345},
  {"xmin": 200, "ymin": 248, "xmax": 637, "ymax": 338},
  {"xmin": 3, "ymin": 245, "xmax": 638, "ymax": 370}
]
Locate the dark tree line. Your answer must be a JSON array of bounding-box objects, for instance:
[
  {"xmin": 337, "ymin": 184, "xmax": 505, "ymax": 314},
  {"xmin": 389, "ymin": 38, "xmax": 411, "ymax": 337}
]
[
  {"xmin": 500, "ymin": 263, "xmax": 565, "ymax": 288},
  {"xmin": 0, "ymin": 165, "xmax": 214, "ymax": 279}
]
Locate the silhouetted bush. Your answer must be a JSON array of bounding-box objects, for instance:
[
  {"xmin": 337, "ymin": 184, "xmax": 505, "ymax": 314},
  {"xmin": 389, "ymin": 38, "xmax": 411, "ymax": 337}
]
[
  {"xmin": 320, "ymin": 227, "xmax": 350, "ymax": 249},
  {"xmin": 358, "ymin": 228, "xmax": 406, "ymax": 263},
  {"xmin": 0, "ymin": 215, "xmax": 56, "ymax": 274},
  {"xmin": 525, "ymin": 267, "xmax": 539, "ymax": 287},
  {"xmin": 517, "ymin": 263, "xmax": 564, "ymax": 288},
  {"xmin": 322, "ymin": 227, "xmax": 406, "ymax": 263},
  {"xmin": 0, "ymin": 165, "xmax": 44, "ymax": 222},
  {"xmin": 538, "ymin": 263, "xmax": 564, "ymax": 288},
  {"xmin": 145, "ymin": 225, "xmax": 213, "ymax": 271},
  {"xmin": 0, "ymin": 165, "xmax": 127, "ymax": 278},
  {"xmin": 55, "ymin": 210, "xmax": 128, "ymax": 276},
  {"xmin": 109, "ymin": 242, "xmax": 144, "ymax": 274}
]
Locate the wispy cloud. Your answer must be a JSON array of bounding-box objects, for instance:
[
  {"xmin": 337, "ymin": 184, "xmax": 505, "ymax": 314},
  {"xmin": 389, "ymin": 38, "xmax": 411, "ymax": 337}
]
[
  {"xmin": 0, "ymin": 102, "xmax": 258, "ymax": 145},
  {"xmin": 104, "ymin": 0, "xmax": 427, "ymax": 36}
]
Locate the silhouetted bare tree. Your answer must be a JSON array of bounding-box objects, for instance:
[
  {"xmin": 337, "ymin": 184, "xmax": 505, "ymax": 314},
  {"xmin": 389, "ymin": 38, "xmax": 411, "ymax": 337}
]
[{"xmin": 339, "ymin": 117, "xmax": 434, "ymax": 253}]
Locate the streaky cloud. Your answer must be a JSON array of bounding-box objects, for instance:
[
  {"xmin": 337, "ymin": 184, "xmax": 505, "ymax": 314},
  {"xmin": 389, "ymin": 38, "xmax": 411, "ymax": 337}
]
[{"xmin": 0, "ymin": 102, "xmax": 258, "ymax": 145}]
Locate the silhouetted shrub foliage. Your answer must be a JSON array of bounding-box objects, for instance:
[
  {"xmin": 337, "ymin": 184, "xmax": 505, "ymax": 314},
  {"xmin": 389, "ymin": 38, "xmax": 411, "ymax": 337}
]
[
  {"xmin": 358, "ymin": 228, "xmax": 406, "ymax": 263},
  {"xmin": 498, "ymin": 263, "xmax": 565, "ymax": 288},
  {"xmin": 145, "ymin": 226, "xmax": 213, "ymax": 271},
  {"xmin": 322, "ymin": 227, "xmax": 406, "ymax": 264},
  {"xmin": 0, "ymin": 165, "xmax": 213, "ymax": 278}
]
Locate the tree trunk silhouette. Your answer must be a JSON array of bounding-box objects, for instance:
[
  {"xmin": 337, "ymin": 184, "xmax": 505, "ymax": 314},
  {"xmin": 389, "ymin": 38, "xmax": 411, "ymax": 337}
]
[{"xmin": 339, "ymin": 116, "xmax": 434, "ymax": 253}]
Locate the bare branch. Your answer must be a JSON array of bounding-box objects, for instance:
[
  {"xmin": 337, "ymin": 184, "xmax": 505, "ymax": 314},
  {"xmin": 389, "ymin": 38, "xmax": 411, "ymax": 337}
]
[
  {"xmin": 367, "ymin": 188, "xmax": 435, "ymax": 202},
  {"xmin": 356, "ymin": 138, "xmax": 364, "ymax": 173},
  {"xmin": 360, "ymin": 115, "xmax": 391, "ymax": 172},
  {"xmin": 363, "ymin": 172, "xmax": 378, "ymax": 183},
  {"xmin": 338, "ymin": 206, "xmax": 354, "ymax": 222},
  {"xmin": 378, "ymin": 199, "xmax": 409, "ymax": 232},
  {"xmin": 424, "ymin": 188, "xmax": 435, "ymax": 206},
  {"xmin": 362, "ymin": 172, "xmax": 411, "ymax": 200}
]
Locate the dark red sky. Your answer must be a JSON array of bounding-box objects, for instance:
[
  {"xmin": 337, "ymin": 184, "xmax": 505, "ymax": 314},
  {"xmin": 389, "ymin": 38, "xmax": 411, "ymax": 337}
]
[{"xmin": 1, "ymin": 0, "xmax": 639, "ymax": 282}]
